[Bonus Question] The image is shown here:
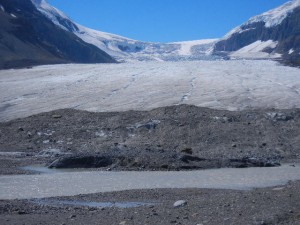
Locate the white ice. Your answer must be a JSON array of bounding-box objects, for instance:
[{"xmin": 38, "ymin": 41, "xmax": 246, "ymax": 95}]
[
  {"xmin": 0, "ymin": 60, "xmax": 299, "ymax": 121},
  {"xmin": 171, "ymin": 39, "xmax": 218, "ymax": 56}
]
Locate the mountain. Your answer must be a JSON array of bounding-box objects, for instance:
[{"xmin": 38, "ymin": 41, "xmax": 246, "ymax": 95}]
[
  {"xmin": 2, "ymin": 0, "xmax": 299, "ymax": 68},
  {"xmin": 214, "ymin": 0, "xmax": 300, "ymax": 66},
  {"xmin": 0, "ymin": 0, "xmax": 116, "ymax": 69},
  {"xmin": 31, "ymin": 0, "xmax": 218, "ymax": 62}
]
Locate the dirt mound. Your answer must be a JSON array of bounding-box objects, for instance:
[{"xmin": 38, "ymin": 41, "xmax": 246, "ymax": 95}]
[{"xmin": 0, "ymin": 105, "xmax": 299, "ymax": 172}]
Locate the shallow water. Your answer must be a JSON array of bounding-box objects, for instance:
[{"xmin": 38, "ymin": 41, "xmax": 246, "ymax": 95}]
[
  {"xmin": 0, "ymin": 164, "xmax": 300, "ymax": 200},
  {"xmin": 31, "ymin": 199, "xmax": 157, "ymax": 209},
  {"xmin": 22, "ymin": 165, "xmax": 91, "ymax": 174}
]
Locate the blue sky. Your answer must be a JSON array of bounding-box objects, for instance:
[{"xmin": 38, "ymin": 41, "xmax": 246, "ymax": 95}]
[{"xmin": 48, "ymin": 0, "xmax": 289, "ymax": 43}]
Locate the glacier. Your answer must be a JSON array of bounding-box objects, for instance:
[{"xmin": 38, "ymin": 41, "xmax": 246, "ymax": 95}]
[{"xmin": 0, "ymin": 60, "xmax": 299, "ymax": 121}]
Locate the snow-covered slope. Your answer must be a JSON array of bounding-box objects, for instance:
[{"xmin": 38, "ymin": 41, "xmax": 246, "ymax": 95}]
[
  {"xmin": 214, "ymin": 0, "xmax": 300, "ymax": 64},
  {"xmin": 230, "ymin": 40, "xmax": 281, "ymax": 59},
  {"xmin": 31, "ymin": 0, "xmax": 218, "ymax": 62}
]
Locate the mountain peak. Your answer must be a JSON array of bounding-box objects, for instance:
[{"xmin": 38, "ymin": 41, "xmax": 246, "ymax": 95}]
[
  {"xmin": 225, "ymin": 0, "xmax": 300, "ymax": 39},
  {"xmin": 248, "ymin": 0, "xmax": 300, "ymax": 28},
  {"xmin": 31, "ymin": 0, "xmax": 47, "ymax": 6},
  {"xmin": 31, "ymin": 0, "xmax": 73, "ymax": 31},
  {"xmin": 214, "ymin": 0, "xmax": 300, "ymax": 66},
  {"xmin": 0, "ymin": 0, "xmax": 116, "ymax": 69}
]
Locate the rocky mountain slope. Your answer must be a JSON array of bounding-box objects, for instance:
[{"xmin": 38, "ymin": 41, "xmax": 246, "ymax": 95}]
[
  {"xmin": 214, "ymin": 0, "xmax": 300, "ymax": 66},
  {"xmin": 0, "ymin": 0, "xmax": 116, "ymax": 69}
]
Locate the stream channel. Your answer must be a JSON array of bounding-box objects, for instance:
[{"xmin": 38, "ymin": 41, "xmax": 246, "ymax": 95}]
[{"xmin": 0, "ymin": 164, "xmax": 300, "ymax": 200}]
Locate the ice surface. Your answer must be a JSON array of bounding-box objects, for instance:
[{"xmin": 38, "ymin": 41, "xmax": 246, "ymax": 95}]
[
  {"xmin": 171, "ymin": 39, "xmax": 217, "ymax": 56},
  {"xmin": 0, "ymin": 60, "xmax": 299, "ymax": 121}
]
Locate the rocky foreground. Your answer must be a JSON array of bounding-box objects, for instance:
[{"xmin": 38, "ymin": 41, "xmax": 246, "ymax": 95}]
[
  {"xmin": 0, "ymin": 181, "xmax": 300, "ymax": 225},
  {"xmin": 0, "ymin": 105, "xmax": 300, "ymax": 224},
  {"xmin": 0, "ymin": 105, "xmax": 300, "ymax": 174}
]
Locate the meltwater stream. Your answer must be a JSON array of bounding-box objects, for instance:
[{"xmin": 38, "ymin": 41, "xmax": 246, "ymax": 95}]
[{"xmin": 1, "ymin": 164, "xmax": 300, "ymax": 200}]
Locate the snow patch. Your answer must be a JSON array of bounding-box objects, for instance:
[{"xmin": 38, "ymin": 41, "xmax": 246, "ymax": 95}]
[
  {"xmin": 31, "ymin": 0, "xmax": 71, "ymax": 31},
  {"xmin": 238, "ymin": 28, "xmax": 256, "ymax": 34},
  {"xmin": 250, "ymin": 0, "xmax": 300, "ymax": 28},
  {"xmin": 0, "ymin": 4, "xmax": 4, "ymax": 12},
  {"xmin": 289, "ymin": 49, "xmax": 294, "ymax": 54},
  {"xmin": 230, "ymin": 40, "xmax": 280, "ymax": 59}
]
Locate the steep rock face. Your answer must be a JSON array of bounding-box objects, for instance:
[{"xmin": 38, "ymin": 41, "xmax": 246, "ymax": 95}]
[
  {"xmin": 0, "ymin": 0, "xmax": 116, "ymax": 69},
  {"xmin": 213, "ymin": 1, "xmax": 300, "ymax": 66}
]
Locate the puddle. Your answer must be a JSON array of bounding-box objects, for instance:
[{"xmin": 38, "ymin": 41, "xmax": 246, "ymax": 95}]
[
  {"xmin": 22, "ymin": 165, "xmax": 90, "ymax": 174},
  {"xmin": 0, "ymin": 152, "xmax": 30, "ymax": 157},
  {"xmin": 31, "ymin": 199, "xmax": 157, "ymax": 209}
]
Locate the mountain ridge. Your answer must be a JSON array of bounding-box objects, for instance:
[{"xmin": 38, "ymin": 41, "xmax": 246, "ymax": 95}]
[
  {"xmin": 31, "ymin": 0, "xmax": 218, "ymax": 62},
  {"xmin": 214, "ymin": 0, "xmax": 300, "ymax": 66},
  {"xmin": 0, "ymin": 0, "xmax": 116, "ymax": 69},
  {"xmin": 33, "ymin": 0, "xmax": 300, "ymax": 65}
]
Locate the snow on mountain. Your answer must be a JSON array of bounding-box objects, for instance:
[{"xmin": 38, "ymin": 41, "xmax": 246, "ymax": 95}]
[
  {"xmin": 225, "ymin": 0, "xmax": 300, "ymax": 40},
  {"xmin": 230, "ymin": 40, "xmax": 281, "ymax": 59},
  {"xmin": 31, "ymin": 0, "xmax": 218, "ymax": 62},
  {"xmin": 31, "ymin": 0, "xmax": 299, "ymax": 64},
  {"xmin": 0, "ymin": 4, "xmax": 5, "ymax": 12},
  {"xmin": 0, "ymin": 0, "xmax": 115, "ymax": 69},
  {"xmin": 214, "ymin": 0, "xmax": 300, "ymax": 64},
  {"xmin": 250, "ymin": 0, "xmax": 300, "ymax": 27}
]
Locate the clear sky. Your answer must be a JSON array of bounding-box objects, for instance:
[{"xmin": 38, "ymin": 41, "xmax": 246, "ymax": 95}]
[{"xmin": 48, "ymin": 0, "xmax": 290, "ymax": 43}]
